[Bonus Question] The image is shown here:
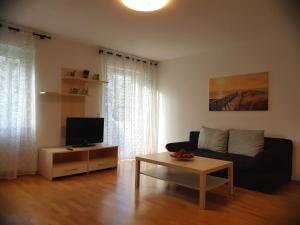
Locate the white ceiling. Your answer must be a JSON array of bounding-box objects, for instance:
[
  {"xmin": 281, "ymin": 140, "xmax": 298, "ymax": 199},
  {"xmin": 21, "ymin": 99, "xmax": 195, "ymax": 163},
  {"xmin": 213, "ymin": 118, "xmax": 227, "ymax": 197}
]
[{"xmin": 0, "ymin": 0, "xmax": 299, "ymax": 61}]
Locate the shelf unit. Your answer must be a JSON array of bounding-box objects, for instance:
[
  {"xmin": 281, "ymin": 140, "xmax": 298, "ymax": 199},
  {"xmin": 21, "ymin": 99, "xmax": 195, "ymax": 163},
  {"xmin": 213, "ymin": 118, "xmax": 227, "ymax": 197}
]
[
  {"xmin": 40, "ymin": 79, "xmax": 107, "ymax": 97},
  {"xmin": 39, "ymin": 67, "xmax": 110, "ymax": 160},
  {"xmin": 39, "ymin": 91, "xmax": 88, "ymax": 97},
  {"xmin": 38, "ymin": 144, "xmax": 118, "ymax": 180},
  {"xmin": 39, "ymin": 69, "xmax": 108, "ymax": 96},
  {"xmin": 59, "ymin": 68, "xmax": 108, "ymax": 136},
  {"xmin": 61, "ymin": 76, "xmax": 108, "ymax": 84}
]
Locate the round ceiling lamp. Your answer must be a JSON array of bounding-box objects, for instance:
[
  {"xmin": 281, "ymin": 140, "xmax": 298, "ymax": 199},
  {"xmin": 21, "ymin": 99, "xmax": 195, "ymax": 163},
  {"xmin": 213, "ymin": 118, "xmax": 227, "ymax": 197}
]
[{"xmin": 121, "ymin": 0, "xmax": 169, "ymax": 12}]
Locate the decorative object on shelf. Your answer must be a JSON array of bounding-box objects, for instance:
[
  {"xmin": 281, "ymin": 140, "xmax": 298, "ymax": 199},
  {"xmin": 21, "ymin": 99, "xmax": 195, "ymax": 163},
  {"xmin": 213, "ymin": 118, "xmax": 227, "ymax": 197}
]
[
  {"xmin": 82, "ymin": 69, "xmax": 90, "ymax": 79},
  {"xmin": 209, "ymin": 72, "xmax": 268, "ymax": 111},
  {"xmin": 79, "ymin": 88, "xmax": 89, "ymax": 96},
  {"xmin": 92, "ymin": 73, "xmax": 100, "ymax": 80},
  {"xmin": 70, "ymin": 70, "xmax": 76, "ymax": 77},
  {"xmin": 69, "ymin": 88, "xmax": 80, "ymax": 94},
  {"xmin": 79, "ymin": 89, "xmax": 85, "ymax": 96},
  {"xmin": 66, "ymin": 70, "xmax": 76, "ymax": 77}
]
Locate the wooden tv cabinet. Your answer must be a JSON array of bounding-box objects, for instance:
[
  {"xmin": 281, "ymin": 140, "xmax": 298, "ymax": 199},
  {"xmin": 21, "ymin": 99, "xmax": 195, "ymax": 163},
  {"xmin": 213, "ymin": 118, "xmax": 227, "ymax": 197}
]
[{"xmin": 38, "ymin": 144, "xmax": 118, "ymax": 180}]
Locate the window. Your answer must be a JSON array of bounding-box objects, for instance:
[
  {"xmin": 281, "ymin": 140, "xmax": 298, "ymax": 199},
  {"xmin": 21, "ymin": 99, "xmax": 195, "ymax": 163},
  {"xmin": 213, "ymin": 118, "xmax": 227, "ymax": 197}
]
[
  {"xmin": 0, "ymin": 29, "xmax": 36, "ymax": 179},
  {"xmin": 101, "ymin": 54, "xmax": 158, "ymax": 160}
]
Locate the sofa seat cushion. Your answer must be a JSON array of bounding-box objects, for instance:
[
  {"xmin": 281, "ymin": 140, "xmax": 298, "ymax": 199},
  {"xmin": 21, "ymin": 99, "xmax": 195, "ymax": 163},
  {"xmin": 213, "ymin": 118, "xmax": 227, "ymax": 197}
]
[{"xmin": 191, "ymin": 148, "xmax": 254, "ymax": 171}]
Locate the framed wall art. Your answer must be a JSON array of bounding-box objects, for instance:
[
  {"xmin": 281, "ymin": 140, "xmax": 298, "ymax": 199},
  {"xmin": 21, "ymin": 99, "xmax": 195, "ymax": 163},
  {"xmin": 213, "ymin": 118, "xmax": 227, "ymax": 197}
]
[{"xmin": 209, "ymin": 72, "xmax": 268, "ymax": 111}]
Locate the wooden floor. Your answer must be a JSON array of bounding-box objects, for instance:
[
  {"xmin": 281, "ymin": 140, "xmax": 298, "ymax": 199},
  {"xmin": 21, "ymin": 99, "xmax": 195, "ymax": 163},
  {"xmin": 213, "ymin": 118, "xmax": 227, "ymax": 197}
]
[{"xmin": 0, "ymin": 161, "xmax": 300, "ymax": 225}]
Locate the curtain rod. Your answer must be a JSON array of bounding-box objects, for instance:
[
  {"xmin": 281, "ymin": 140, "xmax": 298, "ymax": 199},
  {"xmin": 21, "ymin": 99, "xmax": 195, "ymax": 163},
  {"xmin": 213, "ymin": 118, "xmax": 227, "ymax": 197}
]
[
  {"xmin": 99, "ymin": 48, "xmax": 158, "ymax": 66},
  {"xmin": 0, "ymin": 22, "xmax": 51, "ymax": 40}
]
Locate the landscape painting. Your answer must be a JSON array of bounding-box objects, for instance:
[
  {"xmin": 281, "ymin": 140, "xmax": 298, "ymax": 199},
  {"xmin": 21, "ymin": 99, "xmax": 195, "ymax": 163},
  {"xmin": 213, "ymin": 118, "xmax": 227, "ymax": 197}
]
[{"xmin": 209, "ymin": 72, "xmax": 268, "ymax": 111}]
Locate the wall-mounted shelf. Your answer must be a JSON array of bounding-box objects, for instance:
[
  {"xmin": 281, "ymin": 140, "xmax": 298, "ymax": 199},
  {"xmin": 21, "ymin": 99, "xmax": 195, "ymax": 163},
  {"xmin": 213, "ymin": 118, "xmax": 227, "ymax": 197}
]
[
  {"xmin": 40, "ymin": 67, "xmax": 106, "ymax": 138},
  {"xmin": 39, "ymin": 91, "xmax": 88, "ymax": 97},
  {"xmin": 62, "ymin": 76, "xmax": 108, "ymax": 84}
]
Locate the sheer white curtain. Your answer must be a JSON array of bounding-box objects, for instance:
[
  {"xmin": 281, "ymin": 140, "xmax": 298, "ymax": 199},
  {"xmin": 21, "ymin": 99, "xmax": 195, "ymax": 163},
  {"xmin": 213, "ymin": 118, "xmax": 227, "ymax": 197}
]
[
  {"xmin": 0, "ymin": 28, "xmax": 37, "ymax": 179},
  {"xmin": 101, "ymin": 53, "xmax": 158, "ymax": 160}
]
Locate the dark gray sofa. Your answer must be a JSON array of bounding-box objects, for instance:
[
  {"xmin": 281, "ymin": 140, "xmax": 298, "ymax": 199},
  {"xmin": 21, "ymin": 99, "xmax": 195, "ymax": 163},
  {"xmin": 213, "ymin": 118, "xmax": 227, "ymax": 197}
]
[{"xmin": 166, "ymin": 131, "xmax": 293, "ymax": 193}]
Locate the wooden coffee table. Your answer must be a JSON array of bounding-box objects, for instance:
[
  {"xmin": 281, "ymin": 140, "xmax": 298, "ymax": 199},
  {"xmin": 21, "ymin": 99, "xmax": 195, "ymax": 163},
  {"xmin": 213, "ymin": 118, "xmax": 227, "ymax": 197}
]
[{"xmin": 135, "ymin": 152, "xmax": 233, "ymax": 209}]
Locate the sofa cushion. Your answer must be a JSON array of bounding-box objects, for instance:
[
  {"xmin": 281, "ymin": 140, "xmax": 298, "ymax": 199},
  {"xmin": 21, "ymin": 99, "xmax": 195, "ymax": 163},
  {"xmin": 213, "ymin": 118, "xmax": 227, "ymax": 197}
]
[
  {"xmin": 228, "ymin": 129, "xmax": 264, "ymax": 157},
  {"xmin": 197, "ymin": 127, "xmax": 228, "ymax": 153}
]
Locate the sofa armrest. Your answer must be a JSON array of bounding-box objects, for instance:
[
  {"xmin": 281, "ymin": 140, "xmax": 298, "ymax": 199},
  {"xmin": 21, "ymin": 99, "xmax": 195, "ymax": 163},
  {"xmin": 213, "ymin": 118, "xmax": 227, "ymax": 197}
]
[
  {"xmin": 251, "ymin": 143, "xmax": 293, "ymax": 175},
  {"xmin": 165, "ymin": 141, "xmax": 193, "ymax": 152}
]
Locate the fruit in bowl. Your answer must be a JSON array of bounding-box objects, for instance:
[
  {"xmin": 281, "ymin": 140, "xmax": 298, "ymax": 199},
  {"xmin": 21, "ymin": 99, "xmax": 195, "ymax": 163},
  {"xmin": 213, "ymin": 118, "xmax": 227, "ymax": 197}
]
[{"xmin": 170, "ymin": 149, "xmax": 195, "ymax": 161}]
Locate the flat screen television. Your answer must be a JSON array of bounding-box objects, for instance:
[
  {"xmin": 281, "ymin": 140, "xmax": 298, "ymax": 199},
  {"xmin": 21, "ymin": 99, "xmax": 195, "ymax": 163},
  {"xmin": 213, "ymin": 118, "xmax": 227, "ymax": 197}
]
[{"xmin": 66, "ymin": 117, "xmax": 104, "ymax": 147}]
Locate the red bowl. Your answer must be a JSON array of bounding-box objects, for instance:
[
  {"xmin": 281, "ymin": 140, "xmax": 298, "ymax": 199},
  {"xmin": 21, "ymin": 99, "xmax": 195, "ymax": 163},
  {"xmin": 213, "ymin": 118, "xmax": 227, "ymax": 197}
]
[{"xmin": 170, "ymin": 152, "xmax": 195, "ymax": 161}]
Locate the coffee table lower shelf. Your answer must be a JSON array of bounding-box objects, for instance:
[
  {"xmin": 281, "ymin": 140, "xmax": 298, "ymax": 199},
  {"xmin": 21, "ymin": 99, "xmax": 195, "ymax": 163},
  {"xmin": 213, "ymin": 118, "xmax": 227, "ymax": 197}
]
[{"xmin": 141, "ymin": 166, "xmax": 228, "ymax": 191}]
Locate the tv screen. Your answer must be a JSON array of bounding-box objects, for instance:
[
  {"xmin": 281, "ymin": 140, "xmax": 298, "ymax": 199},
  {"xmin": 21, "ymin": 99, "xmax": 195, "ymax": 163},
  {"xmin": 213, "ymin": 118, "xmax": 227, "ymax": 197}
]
[{"xmin": 66, "ymin": 117, "xmax": 104, "ymax": 147}]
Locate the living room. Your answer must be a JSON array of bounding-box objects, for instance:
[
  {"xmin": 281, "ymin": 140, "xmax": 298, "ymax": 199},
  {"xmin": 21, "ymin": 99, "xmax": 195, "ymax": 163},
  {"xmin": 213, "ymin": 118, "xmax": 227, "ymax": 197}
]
[{"xmin": 0, "ymin": 0, "xmax": 300, "ymax": 225}]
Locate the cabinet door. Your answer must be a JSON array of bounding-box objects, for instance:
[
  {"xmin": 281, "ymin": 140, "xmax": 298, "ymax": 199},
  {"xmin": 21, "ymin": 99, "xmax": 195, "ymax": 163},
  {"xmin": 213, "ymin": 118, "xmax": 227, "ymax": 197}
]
[
  {"xmin": 53, "ymin": 162, "xmax": 88, "ymax": 178},
  {"xmin": 89, "ymin": 158, "xmax": 117, "ymax": 172}
]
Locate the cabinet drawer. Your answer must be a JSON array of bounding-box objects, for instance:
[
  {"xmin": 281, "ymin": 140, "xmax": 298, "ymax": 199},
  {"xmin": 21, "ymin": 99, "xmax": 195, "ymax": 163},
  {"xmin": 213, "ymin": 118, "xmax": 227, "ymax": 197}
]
[
  {"xmin": 53, "ymin": 163, "xmax": 88, "ymax": 178},
  {"xmin": 89, "ymin": 160, "xmax": 117, "ymax": 172}
]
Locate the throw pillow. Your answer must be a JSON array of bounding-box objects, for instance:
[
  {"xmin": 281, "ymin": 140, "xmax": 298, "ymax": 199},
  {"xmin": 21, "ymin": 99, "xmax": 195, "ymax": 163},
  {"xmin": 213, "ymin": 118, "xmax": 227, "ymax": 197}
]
[
  {"xmin": 228, "ymin": 129, "xmax": 264, "ymax": 157},
  {"xmin": 197, "ymin": 127, "xmax": 228, "ymax": 153}
]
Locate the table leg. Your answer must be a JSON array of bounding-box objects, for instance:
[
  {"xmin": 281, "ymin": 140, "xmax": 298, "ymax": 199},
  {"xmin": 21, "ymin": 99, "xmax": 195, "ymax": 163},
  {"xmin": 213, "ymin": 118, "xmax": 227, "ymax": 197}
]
[
  {"xmin": 135, "ymin": 159, "xmax": 140, "ymax": 188},
  {"xmin": 228, "ymin": 164, "xmax": 234, "ymax": 196},
  {"xmin": 199, "ymin": 173, "xmax": 206, "ymax": 209}
]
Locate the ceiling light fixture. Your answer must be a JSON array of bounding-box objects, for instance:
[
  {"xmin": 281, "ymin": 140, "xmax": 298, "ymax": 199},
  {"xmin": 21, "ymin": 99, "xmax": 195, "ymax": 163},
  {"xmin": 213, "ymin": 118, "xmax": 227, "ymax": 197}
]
[{"xmin": 121, "ymin": 0, "xmax": 169, "ymax": 12}]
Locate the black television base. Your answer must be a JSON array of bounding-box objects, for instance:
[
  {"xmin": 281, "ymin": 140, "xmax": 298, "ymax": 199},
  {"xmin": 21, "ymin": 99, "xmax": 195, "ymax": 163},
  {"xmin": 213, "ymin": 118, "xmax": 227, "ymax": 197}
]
[{"xmin": 71, "ymin": 143, "xmax": 96, "ymax": 148}]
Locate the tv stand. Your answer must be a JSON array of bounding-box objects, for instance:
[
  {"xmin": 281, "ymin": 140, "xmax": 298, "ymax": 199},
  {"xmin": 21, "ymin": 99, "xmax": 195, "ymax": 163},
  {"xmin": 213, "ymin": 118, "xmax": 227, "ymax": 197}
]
[{"xmin": 38, "ymin": 144, "xmax": 118, "ymax": 180}]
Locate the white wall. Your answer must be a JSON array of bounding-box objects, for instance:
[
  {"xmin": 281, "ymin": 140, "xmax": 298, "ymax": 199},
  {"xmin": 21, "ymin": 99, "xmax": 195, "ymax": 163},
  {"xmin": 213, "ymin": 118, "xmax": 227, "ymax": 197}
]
[
  {"xmin": 158, "ymin": 38, "xmax": 300, "ymax": 180},
  {"xmin": 35, "ymin": 36, "xmax": 102, "ymax": 148}
]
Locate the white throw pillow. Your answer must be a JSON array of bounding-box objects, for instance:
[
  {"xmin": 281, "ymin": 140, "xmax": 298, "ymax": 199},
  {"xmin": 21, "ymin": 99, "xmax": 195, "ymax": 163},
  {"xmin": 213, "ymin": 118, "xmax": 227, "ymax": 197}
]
[
  {"xmin": 197, "ymin": 127, "xmax": 228, "ymax": 153},
  {"xmin": 228, "ymin": 129, "xmax": 264, "ymax": 157}
]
